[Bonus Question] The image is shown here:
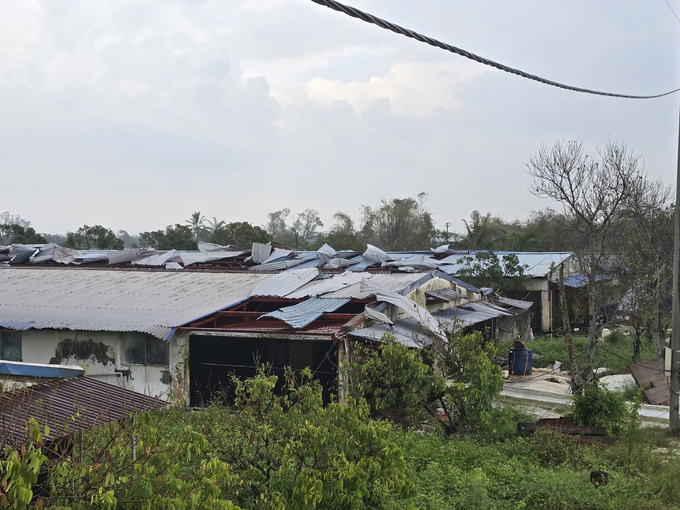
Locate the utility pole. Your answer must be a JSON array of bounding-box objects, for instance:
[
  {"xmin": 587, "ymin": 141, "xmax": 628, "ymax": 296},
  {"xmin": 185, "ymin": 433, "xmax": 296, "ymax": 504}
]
[{"xmin": 671, "ymin": 104, "xmax": 680, "ymax": 433}]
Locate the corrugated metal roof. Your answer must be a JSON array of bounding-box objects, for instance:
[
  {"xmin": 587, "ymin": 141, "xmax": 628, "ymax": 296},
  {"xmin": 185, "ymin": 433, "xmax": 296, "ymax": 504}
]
[
  {"xmin": 347, "ymin": 255, "xmax": 377, "ymax": 271},
  {"xmin": 0, "ymin": 376, "xmax": 165, "ymax": 447},
  {"xmin": 286, "ymin": 271, "xmax": 365, "ymax": 299},
  {"xmin": 352, "ymin": 301, "xmax": 516, "ymax": 348},
  {"xmin": 494, "ymin": 296, "xmax": 534, "ymax": 309},
  {"xmin": 0, "ymin": 268, "xmax": 274, "ymax": 339},
  {"xmin": 249, "ymin": 268, "xmax": 319, "ymax": 297},
  {"xmin": 261, "ymin": 297, "xmax": 351, "ymax": 329},
  {"xmin": 251, "ymin": 258, "xmax": 305, "ymax": 271},
  {"xmin": 350, "ymin": 319, "xmax": 431, "ymax": 348},
  {"xmin": 438, "ymin": 251, "xmax": 572, "ymax": 278},
  {"xmin": 426, "ymin": 289, "xmax": 466, "ymax": 303},
  {"xmin": 433, "ymin": 301, "xmax": 511, "ymax": 327},
  {"xmin": 179, "ymin": 251, "xmax": 247, "ymax": 266},
  {"xmin": 322, "ymin": 272, "xmax": 430, "ymax": 299}
]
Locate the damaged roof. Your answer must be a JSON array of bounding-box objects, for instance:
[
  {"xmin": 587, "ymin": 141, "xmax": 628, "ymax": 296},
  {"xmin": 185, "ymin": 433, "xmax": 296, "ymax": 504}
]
[
  {"xmin": 0, "ymin": 375, "xmax": 164, "ymax": 448},
  {"xmin": 1, "ymin": 242, "xmax": 572, "ymax": 278}
]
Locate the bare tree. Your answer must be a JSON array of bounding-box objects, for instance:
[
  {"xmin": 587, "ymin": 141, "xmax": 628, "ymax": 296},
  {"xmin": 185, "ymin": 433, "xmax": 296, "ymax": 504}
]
[
  {"xmin": 527, "ymin": 140, "xmax": 644, "ymax": 380},
  {"xmin": 624, "ymin": 179, "xmax": 674, "ymax": 357}
]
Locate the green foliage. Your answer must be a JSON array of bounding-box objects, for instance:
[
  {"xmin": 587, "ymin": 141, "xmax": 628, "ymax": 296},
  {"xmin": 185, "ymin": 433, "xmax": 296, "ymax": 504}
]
[
  {"xmin": 497, "ymin": 334, "xmax": 656, "ymax": 374},
  {"xmin": 201, "ymin": 367, "xmax": 413, "ymax": 509},
  {"xmin": 311, "ymin": 212, "xmax": 365, "ymax": 252},
  {"xmin": 139, "ymin": 224, "xmax": 198, "ymax": 250},
  {"xmin": 433, "ymin": 330, "xmax": 504, "ymax": 432},
  {"xmin": 604, "ymin": 330, "xmax": 627, "ymax": 345},
  {"xmin": 350, "ymin": 330, "xmax": 503, "ymax": 434},
  {"xmin": 63, "ymin": 225, "xmax": 124, "ymax": 250},
  {"xmin": 567, "ymin": 382, "xmax": 630, "ymax": 437},
  {"xmin": 349, "ymin": 335, "xmax": 444, "ymax": 423},
  {"xmin": 360, "ymin": 195, "xmax": 436, "ymax": 251},
  {"xmin": 210, "ymin": 222, "xmax": 272, "ymax": 249},
  {"xmin": 0, "ymin": 420, "xmax": 48, "ymax": 508},
  {"xmin": 456, "ymin": 251, "xmax": 528, "ymax": 294},
  {"xmin": 0, "ymin": 224, "xmax": 47, "ymax": 245}
]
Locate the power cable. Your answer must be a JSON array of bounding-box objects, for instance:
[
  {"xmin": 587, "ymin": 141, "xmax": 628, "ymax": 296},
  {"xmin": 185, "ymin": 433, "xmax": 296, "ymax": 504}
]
[
  {"xmin": 311, "ymin": 0, "xmax": 680, "ymax": 99},
  {"xmin": 664, "ymin": 0, "xmax": 680, "ymax": 24}
]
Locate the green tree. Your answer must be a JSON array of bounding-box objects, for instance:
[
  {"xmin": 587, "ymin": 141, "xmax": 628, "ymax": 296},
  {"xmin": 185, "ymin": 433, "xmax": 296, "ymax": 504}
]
[
  {"xmin": 186, "ymin": 211, "xmax": 209, "ymax": 242},
  {"xmin": 459, "ymin": 210, "xmax": 495, "ymax": 249},
  {"xmin": 350, "ymin": 330, "xmax": 503, "ymax": 434},
  {"xmin": 456, "ymin": 251, "xmax": 527, "ymax": 294},
  {"xmin": 210, "ymin": 222, "xmax": 272, "ymax": 249},
  {"xmin": 64, "ymin": 225, "xmax": 124, "ymax": 250},
  {"xmin": 0, "ymin": 224, "xmax": 47, "ymax": 245},
  {"xmin": 311, "ymin": 212, "xmax": 366, "ymax": 252},
  {"xmin": 139, "ymin": 224, "xmax": 198, "ymax": 250},
  {"xmin": 360, "ymin": 194, "xmax": 436, "ymax": 251},
  {"xmin": 202, "ymin": 367, "xmax": 414, "ymax": 509}
]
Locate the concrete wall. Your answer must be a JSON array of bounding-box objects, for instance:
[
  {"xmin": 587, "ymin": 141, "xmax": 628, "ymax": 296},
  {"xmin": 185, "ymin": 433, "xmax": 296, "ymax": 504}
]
[
  {"xmin": 523, "ymin": 279, "xmax": 551, "ymax": 332},
  {"xmin": 14, "ymin": 329, "xmax": 188, "ymax": 402}
]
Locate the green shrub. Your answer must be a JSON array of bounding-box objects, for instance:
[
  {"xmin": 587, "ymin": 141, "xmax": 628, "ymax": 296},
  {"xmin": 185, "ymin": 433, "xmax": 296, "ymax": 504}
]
[{"xmin": 567, "ymin": 382, "xmax": 630, "ymax": 437}]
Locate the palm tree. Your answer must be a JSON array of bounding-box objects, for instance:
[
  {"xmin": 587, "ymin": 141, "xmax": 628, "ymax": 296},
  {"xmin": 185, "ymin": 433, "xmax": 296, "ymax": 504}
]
[
  {"xmin": 460, "ymin": 210, "xmax": 494, "ymax": 249},
  {"xmin": 186, "ymin": 211, "xmax": 208, "ymax": 242},
  {"xmin": 207, "ymin": 217, "xmax": 226, "ymax": 233},
  {"xmin": 506, "ymin": 230, "xmax": 537, "ymax": 251}
]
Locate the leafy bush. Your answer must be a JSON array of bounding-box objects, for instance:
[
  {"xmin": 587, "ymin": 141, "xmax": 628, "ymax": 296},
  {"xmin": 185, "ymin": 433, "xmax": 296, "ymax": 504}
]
[
  {"xmin": 201, "ymin": 367, "xmax": 414, "ymax": 509},
  {"xmin": 350, "ymin": 330, "xmax": 503, "ymax": 434},
  {"xmin": 567, "ymin": 382, "xmax": 630, "ymax": 437}
]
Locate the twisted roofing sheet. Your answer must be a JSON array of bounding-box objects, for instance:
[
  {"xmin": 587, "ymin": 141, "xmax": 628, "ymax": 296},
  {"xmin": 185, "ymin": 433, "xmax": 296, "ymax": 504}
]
[
  {"xmin": 261, "ymin": 297, "xmax": 351, "ymax": 329},
  {"xmin": 0, "ymin": 268, "xmax": 275, "ymax": 339}
]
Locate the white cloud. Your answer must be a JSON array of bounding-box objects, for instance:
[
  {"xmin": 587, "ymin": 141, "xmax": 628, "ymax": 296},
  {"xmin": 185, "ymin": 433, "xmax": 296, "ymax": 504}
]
[
  {"xmin": 0, "ymin": 0, "xmax": 43, "ymax": 78},
  {"xmin": 304, "ymin": 60, "xmax": 489, "ymax": 117}
]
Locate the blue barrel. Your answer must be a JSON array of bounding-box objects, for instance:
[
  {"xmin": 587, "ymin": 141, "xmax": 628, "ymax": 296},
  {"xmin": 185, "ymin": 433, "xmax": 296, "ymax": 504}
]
[{"xmin": 509, "ymin": 349, "xmax": 532, "ymax": 376}]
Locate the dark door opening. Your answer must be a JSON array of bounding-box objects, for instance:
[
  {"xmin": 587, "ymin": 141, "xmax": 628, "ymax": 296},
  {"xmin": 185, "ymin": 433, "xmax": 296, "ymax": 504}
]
[{"xmin": 189, "ymin": 335, "xmax": 337, "ymax": 406}]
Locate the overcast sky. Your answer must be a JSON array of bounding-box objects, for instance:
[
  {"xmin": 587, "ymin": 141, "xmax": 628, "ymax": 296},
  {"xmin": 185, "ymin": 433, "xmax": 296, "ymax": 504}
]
[{"xmin": 1, "ymin": 0, "xmax": 679, "ymax": 236}]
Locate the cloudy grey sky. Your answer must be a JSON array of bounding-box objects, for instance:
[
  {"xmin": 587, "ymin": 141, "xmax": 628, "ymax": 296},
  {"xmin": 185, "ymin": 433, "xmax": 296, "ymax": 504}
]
[{"xmin": 1, "ymin": 0, "xmax": 679, "ymax": 236}]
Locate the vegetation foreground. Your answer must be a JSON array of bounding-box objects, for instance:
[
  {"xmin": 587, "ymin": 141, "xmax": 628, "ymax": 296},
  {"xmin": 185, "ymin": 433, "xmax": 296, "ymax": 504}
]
[{"xmin": 2, "ymin": 369, "xmax": 680, "ymax": 509}]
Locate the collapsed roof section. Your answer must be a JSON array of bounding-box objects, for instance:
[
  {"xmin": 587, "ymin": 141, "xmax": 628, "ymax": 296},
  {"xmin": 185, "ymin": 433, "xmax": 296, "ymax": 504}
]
[{"xmin": 0, "ymin": 242, "xmax": 573, "ymax": 278}]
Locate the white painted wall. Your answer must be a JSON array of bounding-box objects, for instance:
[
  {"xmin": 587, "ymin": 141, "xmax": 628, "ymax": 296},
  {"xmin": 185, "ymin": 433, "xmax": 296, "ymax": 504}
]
[{"xmin": 16, "ymin": 329, "xmax": 188, "ymax": 402}]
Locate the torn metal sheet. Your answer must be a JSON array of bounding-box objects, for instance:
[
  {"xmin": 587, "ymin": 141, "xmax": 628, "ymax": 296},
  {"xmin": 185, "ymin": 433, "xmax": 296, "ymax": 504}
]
[
  {"xmin": 383, "ymin": 256, "xmax": 442, "ymax": 270},
  {"xmin": 251, "ymin": 242, "xmax": 272, "ymax": 264},
  {"xmin": 359, "ymin": 278, "xmax": 440, "ymax": 333},
  {"xmin": 263, "ymin": 248, "xmax": 294, "ymax": 264},
  {"xmin": 249, "ymin": 268, "xmax": 319, "ymax": 297},
  {"xmin": 433, "ymin": 301, "xmax": 511, "ymax": 328},
  {"xmin": 364, "ymin": 306, "xmax": 393, "ymax": 325},
  {"xmin": 350, "ymin": 318, "xmax": 432, "ymax": 348},
  {"xmin": 494, "ymin": 296, "xmax": 534, "ymax": 309},
  {"xmin": 198, "ymin": 241, "xmax": 237, "ymax": 252},
  {"xmin": 287, "ymin": 271, "xmax": 365, "ymax": 299},
  {"xmin": 261, "ymin": 297, "xmax": 351, "ymax": 329},
  {"xmin": 179, "ymin": 251, "xmax": 247, "ymax": 266},
  {"xmin": 132, "ymin": 250, "xmax": 180, "ymax": 266},
  {"xmin": 316, "ymin": 243, "xmax": 337, "ymax": 263},
  {"xmin": 363, "ymin": 244, "xmax": 389, "ymax": 263}
]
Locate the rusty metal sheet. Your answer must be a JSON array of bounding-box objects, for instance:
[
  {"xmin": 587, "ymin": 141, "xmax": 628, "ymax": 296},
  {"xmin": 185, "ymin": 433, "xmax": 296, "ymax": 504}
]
[
  {"xmin": 629, "ymin": 356, "xmax": 669, "ymax": 405},
  {"xmin": 0, "ymin": 376, "xmax": 165, "ymax": 448}
]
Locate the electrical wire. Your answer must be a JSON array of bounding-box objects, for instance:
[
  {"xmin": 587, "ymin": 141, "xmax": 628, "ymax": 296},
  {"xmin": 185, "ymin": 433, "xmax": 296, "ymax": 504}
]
[
  {"xmin": 664, "ymin": 0, "xmax": 680, "ymax": 24},
  {"xmin": 310, "ymin": 0, "xmax": 680, "ymax": 99}
]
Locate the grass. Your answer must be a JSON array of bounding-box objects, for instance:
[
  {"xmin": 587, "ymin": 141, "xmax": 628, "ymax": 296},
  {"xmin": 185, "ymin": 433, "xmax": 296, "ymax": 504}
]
[
  {"xmin": 393, "ymin": 406, "xmax": 680, "ymax": 510},
  {"xmin": 497, "ymin": 331, "xmax": 658, "ymax": 375}
]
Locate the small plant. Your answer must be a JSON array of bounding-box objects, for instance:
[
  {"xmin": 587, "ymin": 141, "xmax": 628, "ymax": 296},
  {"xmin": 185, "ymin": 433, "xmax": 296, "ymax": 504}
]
[{"xmin": 605, "ymin": 329, "xmax": 627, "ymax": 345}]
